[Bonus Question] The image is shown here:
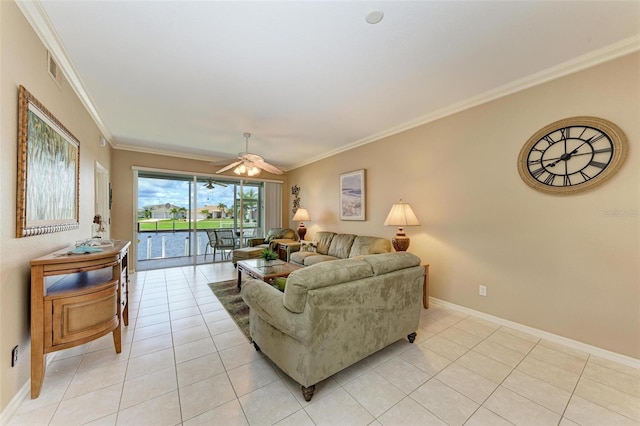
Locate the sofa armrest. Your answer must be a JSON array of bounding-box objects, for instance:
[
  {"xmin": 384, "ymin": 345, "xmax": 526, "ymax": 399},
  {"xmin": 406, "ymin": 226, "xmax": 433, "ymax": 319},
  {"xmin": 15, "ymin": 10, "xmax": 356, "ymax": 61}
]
[
  {"xmin": 248, "ymin": 238, "xmax": 266, "ymax": 247},
  {"xmin": 241, "ymin": 279, "xmax": 310, "ymax": 343},
  {"xmin": 267, "ymin": 238, "xmax": 298, "ymax": 251},
  {"xmin": 286, "ymin": 242, "xmax": 301, "ymax": 257}
]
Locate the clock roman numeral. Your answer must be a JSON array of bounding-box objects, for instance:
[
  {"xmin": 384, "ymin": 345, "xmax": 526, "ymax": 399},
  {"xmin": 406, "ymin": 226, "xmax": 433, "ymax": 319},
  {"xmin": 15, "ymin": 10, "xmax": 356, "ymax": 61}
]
[
  {"xmin": 580, "ymin": 171, "xmax": 591, "ymax": 181},
  {"xmin": 563, "ymin": 175, "xmax": 572, "ymax": 186},
  {"xmin": 530, "ymin": 167, "xmax": 545, "ymax": 178},
  {"xmin": 544, "ymin": 174, "xmax": 555, "ymax": 185},
  {"xmin": 593, "ymin": 147, "xmax": 612, "ymax": 154},
  {"xmin": 528, "ymin": 158, "xmax": 543, "ymax": 165},
  {"xmin": 589, "ymin": 160, "xmax": 607, "ymax": 169},
  {"xmin": 542, "ymin": 135, "xmax": 556, "ymax": 146},
  {"xmin": 585, "ymin": 134, "xmax": 606, "ymax": 145},
  {"xmin": 560, "ymin": 127, "xmax": 569, "ymax": 140}
]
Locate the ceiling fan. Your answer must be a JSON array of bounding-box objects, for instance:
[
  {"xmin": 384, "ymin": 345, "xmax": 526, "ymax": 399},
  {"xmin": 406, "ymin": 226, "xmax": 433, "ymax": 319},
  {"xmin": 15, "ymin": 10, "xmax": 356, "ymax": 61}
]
[
  {"xmin": 202, "ymin": 178, "xmax": 228, "ymax": 190},
  {"xmin": 216, "ymin": 133, "xmax": 284, "ymax": 176}
]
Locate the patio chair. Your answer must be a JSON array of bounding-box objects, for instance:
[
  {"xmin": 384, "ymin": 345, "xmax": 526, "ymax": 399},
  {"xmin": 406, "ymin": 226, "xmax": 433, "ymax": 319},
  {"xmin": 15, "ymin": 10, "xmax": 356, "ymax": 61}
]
[{"xmin": 205, "ymin": 229, "xmax": 237, "ymax": 261}]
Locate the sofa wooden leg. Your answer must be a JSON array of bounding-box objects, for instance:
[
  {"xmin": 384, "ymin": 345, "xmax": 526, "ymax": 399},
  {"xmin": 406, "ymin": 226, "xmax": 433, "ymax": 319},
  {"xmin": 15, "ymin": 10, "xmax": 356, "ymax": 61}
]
[
  {"xmin": 407, "ymin": 332, "xmax": 417, "ymax": 343},
  {"xmin": 252, "ymin": 341, "xmax": 261, "ymax": 352},
  {"xmin": 301, "ymin": 385, "xmax": 315, "ymax": 402}
]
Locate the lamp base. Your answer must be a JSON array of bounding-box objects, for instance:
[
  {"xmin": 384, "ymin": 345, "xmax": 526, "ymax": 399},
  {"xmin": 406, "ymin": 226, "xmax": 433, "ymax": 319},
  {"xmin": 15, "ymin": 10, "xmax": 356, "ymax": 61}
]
[
  {"xmin": 391, "ymin": 235, "xmax": 410, "ymax": 252},
  {"xmin": 297, "ymin": 224, "xmax": 307, "ymax": 241}
]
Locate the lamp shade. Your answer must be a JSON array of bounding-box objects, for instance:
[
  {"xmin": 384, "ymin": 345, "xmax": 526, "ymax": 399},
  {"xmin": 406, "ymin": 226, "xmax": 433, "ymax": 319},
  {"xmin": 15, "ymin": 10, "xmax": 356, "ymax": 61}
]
[
  {"xmin": 383, "ymin": 200, "xmax": 420, "ymax": 227},
  {"xmin": 292, "ymin": 207, "xmax": 311, "ymax": 240},
  {"xmin": 384, "ymin": 200, "xmax": 420, "ymax": 251},
  {"xmin": 292, "ymin": 208, "xmax": 311, "ymax": 222}
]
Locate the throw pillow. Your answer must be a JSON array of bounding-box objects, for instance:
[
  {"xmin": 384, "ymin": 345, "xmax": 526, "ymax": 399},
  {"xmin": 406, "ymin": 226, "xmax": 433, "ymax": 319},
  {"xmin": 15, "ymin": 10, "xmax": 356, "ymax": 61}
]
[
  {"xmin": 265, "ymin": 228, "xmax": 281, "ymax": 243},
  {"xmin": 301, "ymin": 241, "xmax": 317, "ymax": 252},
  {"xmin": 273, "ymin": 277, "xmax": 287, "ymax": 292}
]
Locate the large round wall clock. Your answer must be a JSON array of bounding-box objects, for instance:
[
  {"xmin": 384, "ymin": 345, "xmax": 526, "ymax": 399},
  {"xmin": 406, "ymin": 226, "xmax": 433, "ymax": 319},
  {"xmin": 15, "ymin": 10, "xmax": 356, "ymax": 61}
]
[{"xmin": 517, "ymin": 116, "xmax": 628, "ymax": 195}]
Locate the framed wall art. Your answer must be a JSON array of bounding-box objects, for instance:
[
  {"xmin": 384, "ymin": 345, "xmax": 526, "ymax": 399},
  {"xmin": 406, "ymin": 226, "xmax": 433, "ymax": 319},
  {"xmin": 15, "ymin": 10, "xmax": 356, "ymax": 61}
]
[
  {"xmin": 17, "ymin": 85, "xmax": 80, "ymax": 237},
  {"xmin": 339, "ymin": 169, "xmax": 365, "ymax": 221}
]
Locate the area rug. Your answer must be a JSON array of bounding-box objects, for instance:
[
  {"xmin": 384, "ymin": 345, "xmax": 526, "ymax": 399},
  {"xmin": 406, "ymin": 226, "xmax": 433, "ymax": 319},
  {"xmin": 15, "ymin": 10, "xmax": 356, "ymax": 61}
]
[{"xmin": 207, "ymin": 279, "xmax": 250, "ymax": 340}]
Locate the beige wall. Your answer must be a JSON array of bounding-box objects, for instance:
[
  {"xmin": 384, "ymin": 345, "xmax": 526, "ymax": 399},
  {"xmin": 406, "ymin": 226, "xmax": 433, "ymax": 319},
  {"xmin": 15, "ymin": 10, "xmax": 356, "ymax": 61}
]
[
  {"xmin": 287, "ymin": 53, "xmax": 640, "ymax": 359},
  {"xmin": 1, "ymin": 0, "xmax": 638, "ymax": 414},
  {"xmin": 0, "ymin": 1, "xmax": 112, "ymax": 411},
  {"xmin": 110, "ymin": 150, "xmax": 287, "ymax": 265}
]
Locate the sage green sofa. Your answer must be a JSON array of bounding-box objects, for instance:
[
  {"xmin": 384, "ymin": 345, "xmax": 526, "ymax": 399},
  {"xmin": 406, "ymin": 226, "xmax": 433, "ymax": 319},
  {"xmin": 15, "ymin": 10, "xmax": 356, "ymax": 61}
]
[
  {"xmin": 241, "ymin": 252, "xmax": 424, "ymax": 401},
  {"xmin": 288, "ymin": 231, "xmax": 391, "ymax": 266}
]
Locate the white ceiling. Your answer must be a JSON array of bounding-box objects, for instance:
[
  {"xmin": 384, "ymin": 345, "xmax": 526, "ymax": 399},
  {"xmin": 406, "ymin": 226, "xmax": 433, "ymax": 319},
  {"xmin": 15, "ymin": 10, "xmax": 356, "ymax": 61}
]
[{"xmin": 22, "ymin": 1, "xmax": 640, "ymax": 171}]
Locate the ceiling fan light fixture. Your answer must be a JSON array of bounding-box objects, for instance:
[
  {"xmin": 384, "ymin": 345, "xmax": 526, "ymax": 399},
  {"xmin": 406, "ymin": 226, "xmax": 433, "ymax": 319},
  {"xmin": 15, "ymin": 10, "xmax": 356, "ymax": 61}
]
[
  {"xmin": 248, "ymin": 166, "xmax": 261, "ymax": 177},
  {"xmin": 232, "ymin": 162, "xmax": 261, "ymax": 177},
  {"xmin": 233, "ymin": 164, "xmax": 246, "ymax": 175},
  {"xmin": 216, "ymin": 132, "xmax": 283, "ymax": 176}
]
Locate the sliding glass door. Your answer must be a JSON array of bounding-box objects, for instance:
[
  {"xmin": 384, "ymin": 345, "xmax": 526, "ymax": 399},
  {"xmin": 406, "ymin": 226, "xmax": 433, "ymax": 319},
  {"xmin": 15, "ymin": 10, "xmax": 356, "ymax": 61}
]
[{"xmin": 135, "ymin": 170, "xmax": 265, "ymax": 271}]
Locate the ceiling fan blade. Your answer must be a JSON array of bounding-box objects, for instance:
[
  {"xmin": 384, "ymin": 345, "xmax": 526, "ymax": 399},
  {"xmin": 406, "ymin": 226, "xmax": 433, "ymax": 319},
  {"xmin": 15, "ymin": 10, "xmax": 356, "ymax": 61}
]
[
  {"xmin": 243, "ymin": 153, "xmax": 265, "ymax": 163},
  {"xmin": 254, "ymin": 159, "xmax": 284, "ymax": 175},
  {"xmin": 203, "ymin": 178, "xmax": 229, "ymax": 189},
  {"xmin": 216, "ymin": 160, "xmax": 242, "ymax": 174}
]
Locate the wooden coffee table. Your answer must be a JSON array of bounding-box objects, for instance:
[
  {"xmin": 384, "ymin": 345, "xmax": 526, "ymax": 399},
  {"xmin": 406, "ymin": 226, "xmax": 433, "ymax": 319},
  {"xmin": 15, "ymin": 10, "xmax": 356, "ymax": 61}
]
[{"xmin": 237, "ymin": 259, "xmax": 301, "ymax": 289}]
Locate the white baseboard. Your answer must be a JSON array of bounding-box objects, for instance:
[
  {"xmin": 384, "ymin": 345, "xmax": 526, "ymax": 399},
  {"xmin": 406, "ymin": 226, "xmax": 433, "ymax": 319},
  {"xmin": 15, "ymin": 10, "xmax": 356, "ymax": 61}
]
[
  {"xmin": 0, "ymin": 353, "xmax": 57, "ymax": 424},
  {"xmin": 430, "ymin": 297, "xmax": 640, "ymax": 369},
  {"xmin": 0, "ymin": 380, "xmax": 30, "ymax": 425}
]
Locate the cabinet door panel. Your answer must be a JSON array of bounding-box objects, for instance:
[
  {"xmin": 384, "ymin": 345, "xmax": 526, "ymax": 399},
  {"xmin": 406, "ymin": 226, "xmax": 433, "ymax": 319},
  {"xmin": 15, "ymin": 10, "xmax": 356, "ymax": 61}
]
[{"xmin": 52, "ymin": 280, "xmax": 119, "ymax": 346}]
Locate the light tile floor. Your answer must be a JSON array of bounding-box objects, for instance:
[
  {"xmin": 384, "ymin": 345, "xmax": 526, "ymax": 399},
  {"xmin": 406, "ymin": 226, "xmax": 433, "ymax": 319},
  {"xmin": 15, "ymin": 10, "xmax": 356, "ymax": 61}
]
[{"xmin": 9, "ymin": 263, "xmax": 640, "ymax": 425}]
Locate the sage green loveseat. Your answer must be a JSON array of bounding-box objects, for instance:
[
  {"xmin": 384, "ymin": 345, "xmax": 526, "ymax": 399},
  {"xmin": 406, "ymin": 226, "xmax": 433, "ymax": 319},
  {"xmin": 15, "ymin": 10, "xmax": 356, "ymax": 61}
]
[
  {"xmin": 248, "ymin": 227, "xmax": 298, "ymax": 251},
  {"xmin": 241, "ymin": 252, "xmax": 424, "ymax": 401},
  {"xmin": 232, "ymin": 227, "xmax": 299, "ymax": 266},
  {"xmin": 288, "ymin": 231, "xmax": 391, "ymax": 266}
]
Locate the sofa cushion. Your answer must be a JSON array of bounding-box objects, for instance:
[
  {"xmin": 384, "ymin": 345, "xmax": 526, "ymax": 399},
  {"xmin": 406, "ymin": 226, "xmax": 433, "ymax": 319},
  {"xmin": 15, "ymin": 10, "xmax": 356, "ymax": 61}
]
[
  {"xmin": 314, "ymin": 232, "xmax": 336, "ymax": 255},
  {"xmin": 327, "ymin": 234, "xmax": 356, "ymax": 259},
  {"xmin": 349, "ymin": 236, "xmax": 392, "ymax": 258},
  {"xmin": 303, "ymin": 254, "xmax": 339, "ymax": 266},
  {"xmin": 283, "ymin": 258, "xmax": 373, "ymax": 313},
  {"xmin": 290, "ymin": 251, "xmax": 317, "ymax": 265},
  {"xmin": 362, "ymin": 252, "xmax": 421, "ymax": 275}
]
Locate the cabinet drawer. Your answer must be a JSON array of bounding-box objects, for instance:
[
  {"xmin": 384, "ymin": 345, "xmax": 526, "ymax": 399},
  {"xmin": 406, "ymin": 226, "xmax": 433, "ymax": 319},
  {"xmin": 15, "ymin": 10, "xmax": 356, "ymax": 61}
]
[{"xmin": 50, "ymin": 279, "xmax": 119, "ymax": 346}]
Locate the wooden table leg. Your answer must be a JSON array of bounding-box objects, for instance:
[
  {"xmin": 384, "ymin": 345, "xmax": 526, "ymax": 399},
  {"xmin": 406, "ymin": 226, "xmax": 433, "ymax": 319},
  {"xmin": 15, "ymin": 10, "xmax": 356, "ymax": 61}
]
[
  {"xmin": 423, "ymin": 264, "xmax": 430, "ymax": 309},
  {"xmin": 31, "ymin": 267, "xmax": 45, "ymax": 398},
  {"xmin": 237, "ymin": 267, "xmax": 242, "ymax": 289}
]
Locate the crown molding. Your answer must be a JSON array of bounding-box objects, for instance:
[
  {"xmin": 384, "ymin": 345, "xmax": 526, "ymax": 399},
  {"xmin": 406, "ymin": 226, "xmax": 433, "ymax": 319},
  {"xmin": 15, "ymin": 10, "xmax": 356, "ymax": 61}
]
[
  {"xmin": 114, "ymin": 142, "xmax": 227, "ymax": 164},
  {"xmin": 291, "ymin": 35, "xmax": 640, "ymax": 170},
  {"xmin": 16, "ymin": 0, "xmax": 113, "ymax": 143},
  {"xmin": 16, "ymin": 1, "xmax": 638, "ymax": 167}
]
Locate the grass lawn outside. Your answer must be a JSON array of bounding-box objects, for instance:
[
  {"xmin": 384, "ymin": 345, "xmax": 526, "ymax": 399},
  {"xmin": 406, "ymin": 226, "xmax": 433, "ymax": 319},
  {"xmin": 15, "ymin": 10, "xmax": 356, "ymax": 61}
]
[{"xmin": 138, "ymin": 219, "xmax": 258, "ymax": 232}]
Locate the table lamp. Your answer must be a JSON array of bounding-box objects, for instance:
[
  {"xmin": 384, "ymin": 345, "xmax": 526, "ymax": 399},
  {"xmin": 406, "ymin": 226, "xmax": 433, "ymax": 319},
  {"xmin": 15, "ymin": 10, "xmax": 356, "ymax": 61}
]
[
  {"xmin": 292, "ymin": 207, "xmax": 311, "ymax": 240},
  {"xmin": 383, "ymin": 199, "xmax": 420, "ymax": 251}
]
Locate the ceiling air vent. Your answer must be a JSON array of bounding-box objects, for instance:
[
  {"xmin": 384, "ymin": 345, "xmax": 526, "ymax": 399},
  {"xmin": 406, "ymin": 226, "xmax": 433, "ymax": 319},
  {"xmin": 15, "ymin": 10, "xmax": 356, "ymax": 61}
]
[{"xmin": 47, "ymin": 51, "xmax": 62, "ymax": 89}]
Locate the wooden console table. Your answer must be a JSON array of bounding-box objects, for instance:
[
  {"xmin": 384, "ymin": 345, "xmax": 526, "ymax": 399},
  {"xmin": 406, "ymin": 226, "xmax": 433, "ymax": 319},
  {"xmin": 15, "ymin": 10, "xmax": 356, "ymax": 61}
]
[{"xmin": 30, "ymin": 240, "xmax": 131, "ymax": 398}]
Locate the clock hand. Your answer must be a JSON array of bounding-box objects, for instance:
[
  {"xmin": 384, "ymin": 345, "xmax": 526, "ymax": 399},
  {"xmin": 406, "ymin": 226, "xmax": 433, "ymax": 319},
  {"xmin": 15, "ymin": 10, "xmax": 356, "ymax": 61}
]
[
  {"xmin": 545, "ymin": 148, "xmax": 580, "ymax": 168},
  {"xmin": 571, "ymin": 135, "xmax": 597, "ymax": 153}
]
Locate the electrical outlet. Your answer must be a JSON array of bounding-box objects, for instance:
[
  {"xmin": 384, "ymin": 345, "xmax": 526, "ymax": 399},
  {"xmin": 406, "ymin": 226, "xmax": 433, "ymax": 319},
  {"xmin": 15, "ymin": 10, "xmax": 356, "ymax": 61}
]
[
  {"xmin": 479, "ymin": 285, "xmax": 487, "ymax": 297},
  {"xmin": 11, "ymin": 346, "xmax": 18, "ymax": 367}
]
